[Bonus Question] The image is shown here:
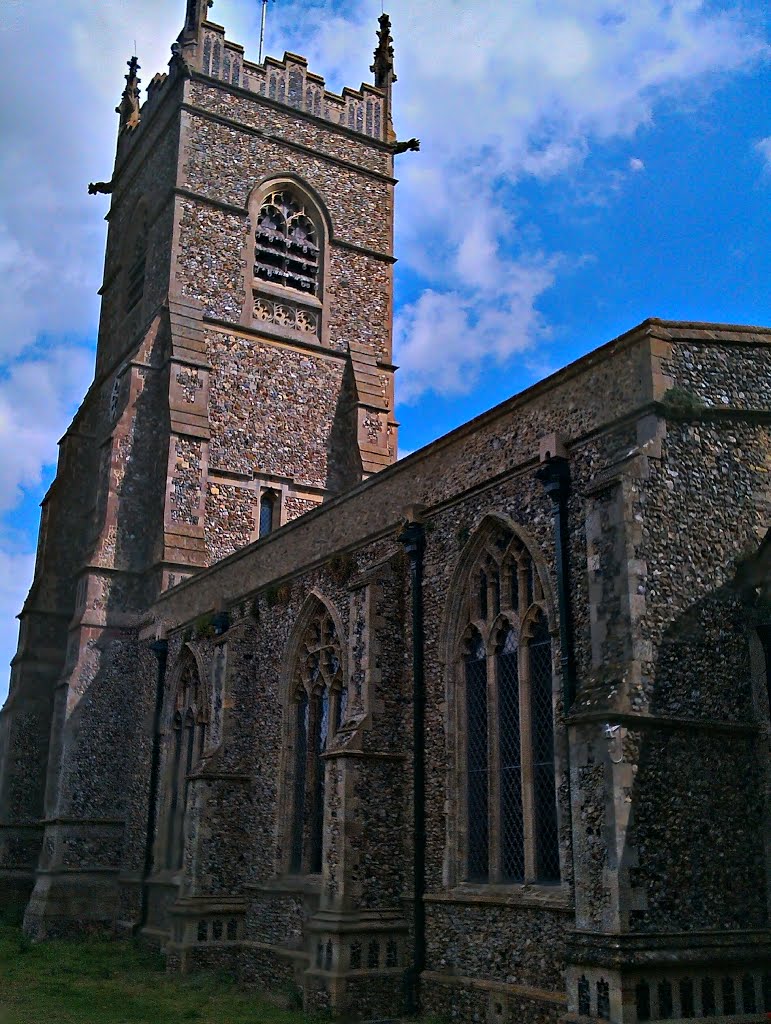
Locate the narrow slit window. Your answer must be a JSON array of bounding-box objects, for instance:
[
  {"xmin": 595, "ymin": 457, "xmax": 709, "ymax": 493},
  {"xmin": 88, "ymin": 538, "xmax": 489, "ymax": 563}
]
[{"xmin": 259, "ymin": 492, "xmax": 276, "ymax": 538}]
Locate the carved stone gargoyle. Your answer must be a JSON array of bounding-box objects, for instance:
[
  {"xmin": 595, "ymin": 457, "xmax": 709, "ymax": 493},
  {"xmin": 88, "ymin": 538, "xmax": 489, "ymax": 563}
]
[
  {"xmin": 88, "ymin": 181, "xmax": 114, "ymax": 196},
  {"xmin": 393, "ymin": 138, "xmax": 420, "ymax": 154}
]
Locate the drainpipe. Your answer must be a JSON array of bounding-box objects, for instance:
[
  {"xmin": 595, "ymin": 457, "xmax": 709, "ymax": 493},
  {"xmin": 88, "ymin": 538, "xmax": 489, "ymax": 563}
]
[
  {"xmin": 398, "ymin": 519, "xmax": 427, "ymax": 1018},
  {"xmin": 139, "ymin": 637, "xmax": 168, "ymax": 932},
  {"xmin": 535, "ymin": 455, "xmax": 577, "ymax": 711}
]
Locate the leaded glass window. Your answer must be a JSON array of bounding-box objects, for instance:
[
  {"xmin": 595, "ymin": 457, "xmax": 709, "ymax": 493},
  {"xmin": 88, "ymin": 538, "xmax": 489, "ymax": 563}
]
[
  {"xmin": 164, "ymin": 657, "xmax": 207, "ymax": 870},
  {"xmin": 289, "ymin": 604, "xmax": 346, "ymax": 874},
  {"xmin": 254, "ymin": 189, "xmax": 319, "ymax": 295},
  {"xmin": 457, "ymin": 527, "xmax": 560, "ymax": 885}
]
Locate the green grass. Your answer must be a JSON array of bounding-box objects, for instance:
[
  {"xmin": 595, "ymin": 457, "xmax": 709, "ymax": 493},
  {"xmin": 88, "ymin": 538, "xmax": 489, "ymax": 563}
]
[{"xmin": 0, "ymin": 924, "xmax": 309, "ymax": 1024}]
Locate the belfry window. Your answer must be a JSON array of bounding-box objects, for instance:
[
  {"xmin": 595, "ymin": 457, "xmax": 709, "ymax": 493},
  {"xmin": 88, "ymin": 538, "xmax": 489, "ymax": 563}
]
[
  {"xmin": 164, "ymin": 658, "xmax": 207, "ymax": 871},
  {"xmin": 126, "ymin": 208, "xmax": 148, "ymax": 313},
  {"xmin": 457, "ymin": 528, "xmax": 560, "ymax": 884},
  {"xmin": 254, "ymin": 189, "xmax": 319, "ymax": 295},
  {"xmin": 289, "ymin": 605, "xmax": 346, "ymax": 875}
]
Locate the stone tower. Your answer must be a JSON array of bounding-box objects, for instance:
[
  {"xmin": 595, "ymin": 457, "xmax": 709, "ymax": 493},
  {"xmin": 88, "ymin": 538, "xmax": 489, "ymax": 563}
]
[{"xmin": 0, "ymin": 0, "xmax": 401, "ymax": 925}]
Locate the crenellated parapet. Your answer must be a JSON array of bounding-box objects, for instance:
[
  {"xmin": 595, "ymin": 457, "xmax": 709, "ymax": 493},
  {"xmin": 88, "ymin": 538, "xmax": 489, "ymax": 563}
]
[{"xmin": 196, "ymin": 20, "xmax": 390, "ymax": 143}]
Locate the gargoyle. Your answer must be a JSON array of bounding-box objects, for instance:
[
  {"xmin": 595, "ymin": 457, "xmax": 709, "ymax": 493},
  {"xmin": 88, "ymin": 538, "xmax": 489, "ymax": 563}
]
[
  {"xmin": 170, "ymin": 41, "xmax": 193, "ymax": 79},
  {"xmin": 393, "ymin": 138, "xmax": 420, "ymax": 154},
  {"xmin": 88, "ymin": 181, "xmax": 114, "ymax": 196}
]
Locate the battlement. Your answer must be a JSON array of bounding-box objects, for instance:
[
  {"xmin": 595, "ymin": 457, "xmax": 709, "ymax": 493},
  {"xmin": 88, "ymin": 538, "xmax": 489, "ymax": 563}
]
[{"xmin": 196, "ymin": 21, "xmax": 389, "ymax": 142}]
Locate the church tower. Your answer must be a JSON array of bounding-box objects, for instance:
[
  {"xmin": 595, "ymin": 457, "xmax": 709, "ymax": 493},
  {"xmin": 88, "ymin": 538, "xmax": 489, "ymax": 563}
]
[{"xmin": 0, "ymin": 0, "xmax": 402, "ymax": 925}]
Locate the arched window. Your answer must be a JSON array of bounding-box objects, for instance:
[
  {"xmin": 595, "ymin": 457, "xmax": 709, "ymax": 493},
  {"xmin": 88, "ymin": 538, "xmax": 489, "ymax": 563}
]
[
  {"xmin": 289, "ymin": 604, "xmax": 346, "ymax": 874},
  {"xmin": 259, "ymin": 491, "xmax": 277, "ymax": 538},
  {"xmin": 125, "ymin": 206, "xmax": 148, "ymax": 313},
  {"xmin": 254, "ymin": 189, "xmax": 319, "ymax": 295},
  {"xmin": 250, "ymin": 184, "xmax": 324, "ymax": 341},
  {"xmin": 457, "ymin": 526, "xmax": 560, "ymax": 884},
  {"xmin": 164, "ymin": 657, "xmax": 208, "ymax": 870}
]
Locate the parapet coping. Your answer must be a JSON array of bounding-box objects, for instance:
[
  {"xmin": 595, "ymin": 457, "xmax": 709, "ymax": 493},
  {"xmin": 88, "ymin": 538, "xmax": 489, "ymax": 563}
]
[{"xmin": 153, "ymin": 317, "xmax": 771, "ymax": 613}]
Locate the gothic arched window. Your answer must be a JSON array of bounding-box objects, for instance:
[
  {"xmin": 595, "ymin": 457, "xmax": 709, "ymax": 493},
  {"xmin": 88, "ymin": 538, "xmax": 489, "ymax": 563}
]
[
  {"xmin": 254, "ymin": 189, "xmax": 319, "ymax": 295},
  {"xmin": 457, "ymin": 527, "xmax": 560, "ymax": 884},
  {"xmin": 164, "ymin": 657, "xmax": 208, "ymax": 871},
  {"xmin": 289, "ymin": 604, "xmax": 346, "ymax": 874},
  {"xmin": 250, "ymin": 184, "xmax": 324, "ymax": 341}
]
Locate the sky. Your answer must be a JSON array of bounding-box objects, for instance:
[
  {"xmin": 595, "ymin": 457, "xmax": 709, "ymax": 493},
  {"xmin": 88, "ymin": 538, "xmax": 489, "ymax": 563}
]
[{"xmin": 1, "ymin": 0, "xmax": 770, "ymax": 703}]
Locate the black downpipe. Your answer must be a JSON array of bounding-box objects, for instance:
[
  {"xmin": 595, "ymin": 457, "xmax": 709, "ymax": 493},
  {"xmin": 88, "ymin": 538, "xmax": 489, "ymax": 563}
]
[
  {"xmin": 398, "ymin": 520, "xmax": 427, "ymax": 1018},
  {"xmin": 139, "ymin": 638, "xmax": 169, "ymax": 932},
  {"xmin": 535, "ymin": 455, "xmax": 577, "ymax": 711}
]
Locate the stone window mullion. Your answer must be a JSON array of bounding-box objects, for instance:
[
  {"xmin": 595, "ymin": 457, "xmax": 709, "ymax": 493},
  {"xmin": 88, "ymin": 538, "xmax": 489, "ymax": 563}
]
[{"xmin": 519, "ymin": 633, "xmax": 536, "ymax": 882}]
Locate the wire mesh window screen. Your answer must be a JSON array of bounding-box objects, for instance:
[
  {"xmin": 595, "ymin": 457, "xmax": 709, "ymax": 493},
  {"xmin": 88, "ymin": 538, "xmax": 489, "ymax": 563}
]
[
  {"xmin": 290, "ymin": 694, "xmax": 309, "ymax": 873},
  {"xmin": 497, "ymin": 629, "xmax": 524, "ymax": 881},
  {"xmin": 457, "ymin": 527, "xmax": 561, "ymax": 887},
  {"xmin": 529, "ymin": 613, "xmax": 560, "ymax": 881},
  {"xmin": 465, "ymin": 634, "xmax": 489, "ymax": 881},
  {"xmin": 309, "ymin": 686, "xmax": 329, "ymax": 873}
]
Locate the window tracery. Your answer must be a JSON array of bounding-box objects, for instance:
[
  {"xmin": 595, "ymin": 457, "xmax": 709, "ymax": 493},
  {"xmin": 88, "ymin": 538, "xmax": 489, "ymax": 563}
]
[
  {"xmin": 250, "ymin": 185, "xmax": 324, "ymax": 342},
  {"xmin": 289, "ymin": 604, "xmax": 346, "ymax": 874},
  {"xmin": 254, "ymin": 189, "xmax": 319, "ymax": 295},
  {"xmin": 456, "ymin": 526, "xmax": 560, "ymax": 885},
  {"xmin": 163, "ymin": 656, "xmax": 208, "ymax": 871}
]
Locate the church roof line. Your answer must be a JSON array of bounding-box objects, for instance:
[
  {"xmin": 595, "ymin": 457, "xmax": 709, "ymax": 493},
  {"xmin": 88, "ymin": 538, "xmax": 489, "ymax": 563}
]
[{"xmin": 150, "ymin": 317, "xmax": 771, "ymax": 629}]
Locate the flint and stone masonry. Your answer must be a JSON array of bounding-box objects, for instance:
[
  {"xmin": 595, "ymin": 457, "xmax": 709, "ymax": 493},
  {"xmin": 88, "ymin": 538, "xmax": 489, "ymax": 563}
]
[{"xmin": 0, "ymin": 3, "xmax": 769, "ymax": 1022}]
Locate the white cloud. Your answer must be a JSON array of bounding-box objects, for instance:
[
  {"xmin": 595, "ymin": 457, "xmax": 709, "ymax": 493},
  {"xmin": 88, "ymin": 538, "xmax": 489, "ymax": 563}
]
[
  {"xmin": 267, "ymin": 0, "xmax": 767, "ymax": 401},
  {"xmin": 0, "ymin": 547, "xmax": 36, "ymax": 703},
  {"xmin": 756, "ymin": 135, "xmax": 771, "ymax": 170},
  {"xmin": 0, "ymin": 346, "xmax": 94, "ymax": 513}
]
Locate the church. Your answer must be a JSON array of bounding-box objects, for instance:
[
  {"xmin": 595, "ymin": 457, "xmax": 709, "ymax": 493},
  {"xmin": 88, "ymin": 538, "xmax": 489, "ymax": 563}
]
[{"xmin": 0, "ymin": 3, "xmax": 769, "ymax": 1021}]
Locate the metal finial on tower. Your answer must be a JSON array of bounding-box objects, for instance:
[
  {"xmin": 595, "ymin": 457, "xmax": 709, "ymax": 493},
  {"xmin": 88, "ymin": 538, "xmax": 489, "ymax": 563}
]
[
  {"xmin": 116, "ymin": 55, "xmax": 142, "ymax": 133},
  {"xmin": 258, "ymin": 0, "xmax": 275, "ymax": 64}
]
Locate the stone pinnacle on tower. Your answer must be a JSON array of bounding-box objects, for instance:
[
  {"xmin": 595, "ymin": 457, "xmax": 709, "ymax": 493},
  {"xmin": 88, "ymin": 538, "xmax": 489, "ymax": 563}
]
[
  {"xmin": 371, "ymin": 13, "xmax": 397, "ymax": 142},
  {"xmin": 180, "ymin": 0, "xmax": 214, "ymax": 42},
  {"xmin": 116, "ymin": 55, "xmax": 141, "ymax": 133}
]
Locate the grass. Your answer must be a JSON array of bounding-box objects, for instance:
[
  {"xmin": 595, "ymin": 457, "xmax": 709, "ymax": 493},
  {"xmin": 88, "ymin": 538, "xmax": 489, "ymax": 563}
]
[{"xmin": 0, "ymin": 924, "xmax": 309, "ymax": 1024}]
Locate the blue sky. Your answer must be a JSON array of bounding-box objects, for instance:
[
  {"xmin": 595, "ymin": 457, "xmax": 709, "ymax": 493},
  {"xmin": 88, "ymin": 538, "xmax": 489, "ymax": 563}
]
[{"xmin": 1, "ymin": 0, "xmax": 770, "ymax": 702}]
